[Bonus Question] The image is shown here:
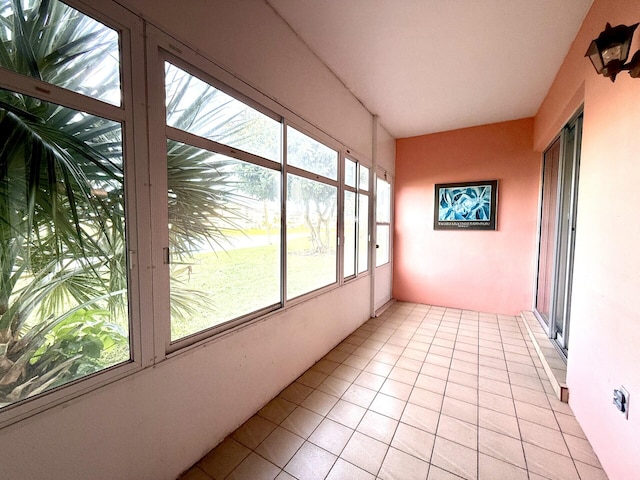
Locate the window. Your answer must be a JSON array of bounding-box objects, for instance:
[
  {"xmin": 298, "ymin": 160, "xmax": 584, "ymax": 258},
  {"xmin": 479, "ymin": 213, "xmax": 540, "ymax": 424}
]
[
  {"xmin": 376, "ymin": 176, "xmax": 392, "ymax": 266},
  {"xmin": 163, "ymin": 62, "xmax": 282, "ymax": 341},
  {"xmin": 162, "ymin": 65, "xmax": 349, "ymax": 333},
  {"xmin": 0, "ymin": 0, "xmax": 122, "ymax": 105},
  {"xmin": 286, "ymin": 128, "xmax": 338, "ymax": 298},
  {"xmin": 343, "ymin": 159, "xmax": 370, "ymax": 278},
  {"xmin": 344, "ymin": 190, "xmax": 357, "ymax": 278},
  {"xmin": 0, "ymin": 2, "xmax": 376, "ymax": 418},
  {"xmin": 286, "ymin": 173, "xmax": 337, "ymax": 298},
  {"xmin": 0, "ymin": 0, "xmax": 132, "ymax": 409},
  {"xmin": 358, "ymin": 166, "xmax": 370, "ymax": 274},
  {"xmin": 165, "ymin": 62, "xmax": 280, "ymax": 162},
  {"xmin": 287, "ymin": 126, "xmax": 338, "ymax": 180}
]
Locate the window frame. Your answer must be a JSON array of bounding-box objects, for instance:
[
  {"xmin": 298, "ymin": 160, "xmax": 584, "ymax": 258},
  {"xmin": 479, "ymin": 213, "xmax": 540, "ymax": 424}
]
[
  {"xmin": 145, "ymin": 27, "xmax": 366, "ymax": 354},
  {"xmin": 375, "ymin": 173, "xmax": 393, "ymax": 268},
  {"xmin": 342, "ymin": 156, "xmax": 371, "ymax": 281},
  {"xmin": 149, "ymin": 46, "xmax": 288, "ymax": 352},
  {"xmin": 0, "ymin": 0, "xmax": 377, "ymax": 426},
  {"xmin": 163, "ymin": 56, "xmax": 285, "ymax": 345},
  {"xmin": 284, "ymin": 121, "xmax": 341, "ymax": 302},
  {"xmin": 0, "ymin": 0, "xmax": 150, "ymax": 428}
]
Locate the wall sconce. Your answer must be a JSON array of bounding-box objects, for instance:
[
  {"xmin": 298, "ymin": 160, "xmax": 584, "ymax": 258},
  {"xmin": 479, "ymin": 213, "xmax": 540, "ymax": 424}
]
[{"xmin": 585, "ymin": 22, "xmax": 640, "ymax": 81}]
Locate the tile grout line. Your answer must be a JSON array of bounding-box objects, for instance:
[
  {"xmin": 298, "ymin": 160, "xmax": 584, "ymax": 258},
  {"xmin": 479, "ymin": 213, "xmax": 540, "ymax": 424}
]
[
  {"xmin": 425, "ymin": 307, "xmax": 460, "ymax": 480},
  {"xmin": 499, "ymin": 314, "xmax": 530, "ymax": 479},
  {"xmin": 360, "ymin": 304, "xmax": 409, "ymax": 478},
  {"xmin": 474, "ymin": 312, "xmax": 481, "ymax": 480},
  {"xmin": 320, "ymin": 302, "xmax": 416, "ymax": 479},
  {"xmin": 376, "ymin": 302, "xmax": 441, "ymax": 478},
  {"xmin": 188, "ymin": 302, "xmax": 608, "ymax": 480},
  {"xmin": 516, "ymin": 318, "xmax": 586, "ymax": 480}
]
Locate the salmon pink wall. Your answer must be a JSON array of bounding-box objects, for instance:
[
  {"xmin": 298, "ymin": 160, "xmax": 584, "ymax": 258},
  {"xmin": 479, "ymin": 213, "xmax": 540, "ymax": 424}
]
[
  {"xmin": 534, "ymin": 0, "xmax": 640, "ymax": 478},
  {"xmin": 394, "ymin": 118, "xmax": 539, "ymax": 315}
]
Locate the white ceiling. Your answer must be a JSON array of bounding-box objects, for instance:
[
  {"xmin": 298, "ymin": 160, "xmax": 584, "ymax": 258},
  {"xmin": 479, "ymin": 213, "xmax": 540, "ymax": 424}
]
[{"xmin": 267, "ymin": 0, "xmax": 593, "ymax": 139}]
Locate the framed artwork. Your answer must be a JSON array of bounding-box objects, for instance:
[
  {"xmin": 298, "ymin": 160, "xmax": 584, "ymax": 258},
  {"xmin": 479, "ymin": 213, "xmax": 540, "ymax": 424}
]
[{"xmin": 434, "ymin": 179, "xmax": 498, "ymax": 230}]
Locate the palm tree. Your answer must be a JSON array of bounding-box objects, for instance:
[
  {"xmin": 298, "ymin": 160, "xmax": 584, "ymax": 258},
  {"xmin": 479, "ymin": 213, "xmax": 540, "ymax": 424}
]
[{"xmin": 0, "ymin": 0, "xmax": 244, "ymax": 405}]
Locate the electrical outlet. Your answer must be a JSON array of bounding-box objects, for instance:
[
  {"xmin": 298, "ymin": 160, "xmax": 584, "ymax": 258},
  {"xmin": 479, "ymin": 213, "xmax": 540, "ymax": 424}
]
[{"xmin": 613, "ymin": 386, "xmax": 630, "ymax": 419}]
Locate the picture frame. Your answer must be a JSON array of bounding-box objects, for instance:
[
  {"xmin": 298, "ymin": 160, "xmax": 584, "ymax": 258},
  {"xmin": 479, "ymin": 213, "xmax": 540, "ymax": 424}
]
[{"xmin": 434, "ymin": 179, "xmax": 498, "ymax": 230}]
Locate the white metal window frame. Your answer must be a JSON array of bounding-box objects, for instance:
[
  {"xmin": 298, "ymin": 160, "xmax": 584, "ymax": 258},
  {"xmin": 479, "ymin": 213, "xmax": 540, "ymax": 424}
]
[
  {"xmin": 375, "ymin": 172, "xmax": 393, "ymax": 267},
  {"xmin": 0, "ymin": 0, "xmax": 151, "ymax": 428},
  {"xmin": 145, "ymin": 26, "xmax": 373, "ymax": 356},
  {"xmin": 0, "ymin": 0, "xmax": 375, "ymax": 427},
  {"xmin": 342, "ymin": 156, "xmax": 372, "ymax": 281}
]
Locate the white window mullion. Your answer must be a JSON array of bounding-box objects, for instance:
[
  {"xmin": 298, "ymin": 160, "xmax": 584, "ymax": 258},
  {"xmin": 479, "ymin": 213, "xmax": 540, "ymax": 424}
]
[
  {"xmin": 166, "ymin": 126, "xmax": 281, "ymax": 173},
  {"xmin": 0, "ymin": 68, "xmax": 126, "ymax": 122},
  {"xmin": 123, "ymin": 12, "xmax": 154, "ymax": 369},
  {"xmin": 145, "ymin": 26, "xmax": 173, "ymax": 362}
]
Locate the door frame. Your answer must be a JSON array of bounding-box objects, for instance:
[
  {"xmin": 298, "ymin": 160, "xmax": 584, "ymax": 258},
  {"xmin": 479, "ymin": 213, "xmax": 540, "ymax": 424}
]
[
  {"xmin": 533, "ymin": 109, "xmax": 583, "ymax": 358},
  {"xmin": 373, "ymin": 170, "xmax": 394, "ymax": 314}
]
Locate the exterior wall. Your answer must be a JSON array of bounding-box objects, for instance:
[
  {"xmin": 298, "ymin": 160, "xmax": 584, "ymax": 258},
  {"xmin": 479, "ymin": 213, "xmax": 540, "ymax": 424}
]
[
  {"xmin": 534, "ymin": 0, "xmax": 640, "ymax": 478},
  {"xmin": 394, "ymin": 118, "xmax": 540, "ymax": 315},
  {"xmin": 0, "ymin": 1, "xmax": 379, "ymax": 479}
]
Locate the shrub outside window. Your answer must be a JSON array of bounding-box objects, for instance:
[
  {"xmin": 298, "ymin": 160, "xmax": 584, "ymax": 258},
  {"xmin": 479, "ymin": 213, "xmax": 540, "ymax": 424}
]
[{"xmin": 0, "ymin": 0, "xmax": 131, "ymax": 409}]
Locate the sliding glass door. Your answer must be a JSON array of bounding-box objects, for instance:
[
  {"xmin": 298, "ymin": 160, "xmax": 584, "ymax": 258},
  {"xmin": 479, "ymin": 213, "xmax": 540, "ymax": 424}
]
[{"xmin": 534, "ymin": 112, "xmax": 582, "ymax": 356}]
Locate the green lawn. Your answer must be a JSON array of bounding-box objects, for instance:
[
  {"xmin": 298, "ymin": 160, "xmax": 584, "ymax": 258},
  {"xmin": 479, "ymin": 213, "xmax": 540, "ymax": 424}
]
[{"xmin": 170, "ymin": 236, "xmax": 336, "ymax": 340}]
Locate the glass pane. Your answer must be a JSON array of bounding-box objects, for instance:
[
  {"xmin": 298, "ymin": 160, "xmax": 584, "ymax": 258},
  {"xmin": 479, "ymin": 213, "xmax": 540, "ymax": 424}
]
[
  {"xmin": 287, "ymin": 126, "xmax": 338, "ymax": 180},
  {"xmin": 168, "ymin": 141, "xmax": 281, "ymax": 341},
  {"xmin": 287, "ymin": 174, "xmax": 337, "ymax": 299},
  {"xmin": 554, "ymin": 133, "xmax": 572, "ymax": 336},
  {"xmin": 344, "ymin": 191, "xmax": 356, "ymax": 278},
  {"xmin": 0, "ymin": 0, "xmax": 121, "ymax": 105},
  {"xmin": 165, "ymin": 62, "xmax": 280, "ymax": 162},
  {"xmin": 535, "ymin": 138, "xmax": 561, "ymax": 324},
  {"xmin": 345, "ymin": 158, "xmax": 356, "ymax": 188},
  {"xmin": 358, "ymin": 194, "xmax": 369, "ymax": 273},
  {"xmin": 359, "ymin": 165, "xmax": 370, "ymax": 191},
  {"xmin": 376, "ymin": 225, "xmax": 390, "ymax": 266},
  {"xmin": 377, "ymin": 177, "xmax": 391, "ymax": 223},
  {"xmin": 0, "ymin": 89, "xmax": 129, "ymax": 407},
  {"xmin": 554, "ymin": 125, "xmax": 577, "ymax": 345}
]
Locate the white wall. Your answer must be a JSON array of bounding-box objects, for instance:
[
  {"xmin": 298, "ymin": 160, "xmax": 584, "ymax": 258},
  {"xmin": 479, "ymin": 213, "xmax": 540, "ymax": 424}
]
[
  {"xmin": 120, "ymin": 0, "xmax": 373, "ymax": 156},
  {"xmin": 0, "ymin": 1, "xmax": 391, "ymax": 479},
  {"xmin": 1, "ymin": 280, "xmax": 371, "ymax": 480},
  {"xmin": 376, "ymin": 122, "xmax": 396, "ymax": 176}
]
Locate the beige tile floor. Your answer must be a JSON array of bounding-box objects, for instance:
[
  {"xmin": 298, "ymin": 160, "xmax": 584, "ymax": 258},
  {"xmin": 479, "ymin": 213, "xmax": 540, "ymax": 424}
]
[{"xmin": 179, "ymin": 302, "xmax": 608, "ymax": 480}]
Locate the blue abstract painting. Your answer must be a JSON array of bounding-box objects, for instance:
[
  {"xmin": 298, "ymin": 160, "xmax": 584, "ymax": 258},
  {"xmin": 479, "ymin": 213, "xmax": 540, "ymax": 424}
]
[
  {"xmin": 438, "ymin": 185, "xmax": 492, "ymax": 221},
  {"xmin": 434, "ymin": 180, "xmax": 497, "ymax": 230}
]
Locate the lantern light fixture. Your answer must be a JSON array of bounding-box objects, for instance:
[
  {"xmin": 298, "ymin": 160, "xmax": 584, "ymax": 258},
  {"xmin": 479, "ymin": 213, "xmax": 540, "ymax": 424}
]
[{"xmin": 585, "ymin": 22, "xmax": 640, "ymax": 82}]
